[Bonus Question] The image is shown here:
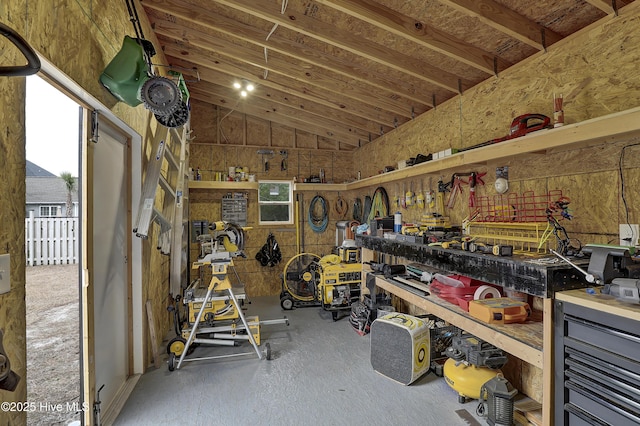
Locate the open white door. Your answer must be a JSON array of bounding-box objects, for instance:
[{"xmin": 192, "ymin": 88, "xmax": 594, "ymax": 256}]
[{"xmin": 80, "ymin": 113, "xmax": 139, "ymax": 425}]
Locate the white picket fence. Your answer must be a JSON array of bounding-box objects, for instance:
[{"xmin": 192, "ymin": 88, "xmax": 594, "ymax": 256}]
[{"xmin": 25, "ymin": 213, "xmax": 79, "ymax": 266}]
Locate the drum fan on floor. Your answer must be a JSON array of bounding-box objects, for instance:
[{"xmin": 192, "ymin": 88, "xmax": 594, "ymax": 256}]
[{"xmin": 279, "ymin": 253, "xmax": 321, "ymax": 310}]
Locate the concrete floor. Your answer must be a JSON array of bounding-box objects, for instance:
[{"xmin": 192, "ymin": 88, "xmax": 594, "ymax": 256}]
[{"xmin": 114, "ymin": 296, "xmax": 487, "ymax": 426}]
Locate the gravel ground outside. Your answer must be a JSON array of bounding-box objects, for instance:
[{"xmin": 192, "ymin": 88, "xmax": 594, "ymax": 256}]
[{"xmin": 26, "ymin": 264, "xmax": 80, "ymax": 426}]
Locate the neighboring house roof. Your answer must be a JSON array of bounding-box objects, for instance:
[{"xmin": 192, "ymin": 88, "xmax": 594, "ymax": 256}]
[
  {"xmin": 26, "ymin": 160, "xmax": 56, "ymax": 177},
  {"xmin": 26, "ymin": 176, "xmax": 78, "ymax": 204}
]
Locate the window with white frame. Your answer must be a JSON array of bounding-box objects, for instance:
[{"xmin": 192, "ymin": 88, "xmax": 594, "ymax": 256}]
[
  {"xmin": 39, "ymin": 205, "xmax": 60, "ymax": 217},
  {"xmin": 258, "ymin": 180, "xmax": 293, "ymax": 225}
]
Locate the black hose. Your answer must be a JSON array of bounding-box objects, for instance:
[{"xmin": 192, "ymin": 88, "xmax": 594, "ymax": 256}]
[{"xmin": 0, "ymin": 23, "xmax": 40, "ymax": 77}]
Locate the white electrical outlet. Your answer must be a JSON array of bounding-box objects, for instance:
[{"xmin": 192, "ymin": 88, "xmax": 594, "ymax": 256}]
[{"xmin": 619, "ymin": 224, "xmax": 640, "ymax": 247}]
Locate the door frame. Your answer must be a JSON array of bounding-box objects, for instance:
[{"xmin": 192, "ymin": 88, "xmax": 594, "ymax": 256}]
[{"xmin": 37, "ymin": 56, "xmax": 143, "ymax": 424}]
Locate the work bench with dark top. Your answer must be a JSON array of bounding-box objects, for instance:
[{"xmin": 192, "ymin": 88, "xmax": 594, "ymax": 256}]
[
  {"xmin": 356, "ymin": 233, "xmax": 566, "ymax": 423},
  {"xmin": 355, "ymin": 234, "xmax": 590, "ymax": 298}
]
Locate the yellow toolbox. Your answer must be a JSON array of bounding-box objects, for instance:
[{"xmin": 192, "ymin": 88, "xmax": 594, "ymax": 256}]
[{"xmin": 468, "ymin": 297, "xmax": 531, "ymax": 324}]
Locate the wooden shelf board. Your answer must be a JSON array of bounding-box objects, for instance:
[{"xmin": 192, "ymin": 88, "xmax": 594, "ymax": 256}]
[
  {"xmin": 373, "ymin": 275, "xmax": 544, "ymax": 368},
  {"xmin": 348, "ymin": 106, "xmax": 640, "ymax": 190},
  {"xmin": 188, "ymin": 181, "xmax": 259, "ymax": 190},
  {"xmin": 348, "ymin": 155, "xmax": 464, "ymax": 190},
  {"xmin": 294, "ymin": 183, "xmax": 348, "ymax": 191},
  {"xmin": 188, "ymin": 107, "xmax": 640, "ymax": 195}
]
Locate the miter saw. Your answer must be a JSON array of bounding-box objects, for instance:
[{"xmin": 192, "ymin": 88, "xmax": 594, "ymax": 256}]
[
  {"xmin": 197, "ymin": 221, "xmax": 247, "ymax": 262},
  {"xmin": 168, "ymin": 221, "xmax": 288, "ymax": 371}
]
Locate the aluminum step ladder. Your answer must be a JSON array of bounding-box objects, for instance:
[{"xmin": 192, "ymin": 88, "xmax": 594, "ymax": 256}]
[{"xmin": 133, "ymin": 115, "xmax": 191, "ymax": 294}]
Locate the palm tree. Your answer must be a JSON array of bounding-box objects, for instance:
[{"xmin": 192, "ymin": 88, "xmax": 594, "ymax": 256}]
[{"xmin": 59, "ymin": 171, "xmax": 76, "ymax": 217}]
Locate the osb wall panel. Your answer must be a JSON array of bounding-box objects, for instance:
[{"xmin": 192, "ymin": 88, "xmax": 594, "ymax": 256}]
[
  {"xmin": 346, "ymin": 132, "xmax": 640, "ymax": 252},
  {"xmin": 356, "ymin": 5, "xmax": 640, "ymax": 178},
  {"xmin": 0, "ymin": 8, "xmax": 28, "ymax": 421},
  {"xmin": 294, "ymin": 130, "xmax": 318, "ymax": 150},
  {"xmin": 350, "ymin": 7, "xmax": 640, "ymax": 248},
  {"xmin": 218, "ymin": 111, "xmax": 244, "ymax": 146},
  {"xmin": 189, "ymin": 184, "xmax": 351, "ymax": 296},
  {"xmin": 246, "ymin": 116, "xmax": 271, "ymax": 147}
]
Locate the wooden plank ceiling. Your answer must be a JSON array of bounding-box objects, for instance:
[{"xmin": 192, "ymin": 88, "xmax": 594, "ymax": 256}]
[{"xmin": 139, "ymin": 0, "xmax": 631, "ymax": 150}]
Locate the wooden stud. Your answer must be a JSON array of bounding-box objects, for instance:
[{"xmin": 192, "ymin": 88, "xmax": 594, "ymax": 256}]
[{"xmin": 145, "ymin": 300, "xmax": 161, "ymax": 369}]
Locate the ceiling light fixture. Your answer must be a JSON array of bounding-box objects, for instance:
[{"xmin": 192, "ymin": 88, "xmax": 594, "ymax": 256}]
[{"xmin": 233, "ymin": 79, "xmax": 255, "ymax": 98}]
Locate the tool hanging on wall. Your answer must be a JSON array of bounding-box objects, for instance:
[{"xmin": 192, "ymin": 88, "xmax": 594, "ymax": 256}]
[
  {"xmin": 427, "ymin": 177, "xmax": 435, "ymax": 209},
  {"xmin": 353, "ymin": 197, "xmax": 363, "ymax": 223},
  {"xmin": 279, "ymin": 150, "xmax": 288, "ymax": 171},
  {"xmin": 436, "ymin": 177, "xmax": 451, "ymax": 216},
  {"xmin": 400, "ymin": 182, "xmax": 407, "ymax": 209},
  {"xmin": 468, "ymin": 172, "xmax": 486, "ymax": 208},
  {"xmin": 416, "ymin": 179, "xmax": 425, "ymax": 209},
  {"xmin": 406, "ymin": 181, "xmax": 414, "ymax": 207},
  {"xmin": 447, "ymin": 175, "xmax": 464, "ymax": 209},
  {"xmin": 393, "ymin": 184, "xmax": 400, "ymax": 209},
  {"xmin": 539, "ymin": 197, "xmax": 576, "ymax": 255},
  {"xmin": 257, "ymin": 149, "xmax": 275, "ymax": 172}
]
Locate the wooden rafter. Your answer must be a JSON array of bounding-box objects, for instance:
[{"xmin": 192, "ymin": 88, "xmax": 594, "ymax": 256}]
[
  {"xmin": 139, "ymin": 0, "xmax": 622, "ymax": 151},
  {"xmin": 207, "ymin": 0, "xmax": 470, "ymax": 92},
  {"xmin": 153, "ymin": 22, "xmax": 423, "ymax": 119},
  {"xmin": 584, "ymin": 0, "xmax": 623, "ymax": 13},
  {"xmin": 438, "ymin": 0, "xmax": 562, "ymax": 49},
  {"xmin": 314, "ymin": 0, "xmax": 513, "ymax": 74},
  {"xmin": 161, "ymin": 42, "xmax": 406, "ymax": 129},
  {"xmin": 142, "ymin": 1, "xmax": 435, "ymax": 107}
]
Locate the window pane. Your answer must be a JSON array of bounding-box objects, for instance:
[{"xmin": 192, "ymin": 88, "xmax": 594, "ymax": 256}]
[
  {"xmin": 259, "ymin": 204, "xmax": 290, "ymax": 222},
  {"xmin": 258, "ymin": 182, "xmax": 291, "ymax": 202}
]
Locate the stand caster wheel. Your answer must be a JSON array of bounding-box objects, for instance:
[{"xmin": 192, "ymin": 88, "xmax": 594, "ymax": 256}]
[
  {"xmin": 167, "ymin": 337, "xmax": 186, "ymax": 356},
  {"xmin": 458, "ymin": 395, "xmax": 466, "ymax": 404},
  {"xmin": 168, "ymin": 353, "xmax": 176, "ymax": 372},
  {"xmin": 332, "ymin": 311, "xmax": 339, "ymax": 321},
  {"xmin": 280, "ymin": 295, "xmax": 294, "ymax": 310},
  {"xmin": 264, "ymin": 343, "xmax": 272, "ymax": 360}
]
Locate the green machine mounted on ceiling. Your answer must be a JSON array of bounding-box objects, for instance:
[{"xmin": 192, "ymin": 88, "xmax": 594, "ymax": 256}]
[{"xmin": 99, "ymin": 0, "xmax": 190, "ymax": 128}]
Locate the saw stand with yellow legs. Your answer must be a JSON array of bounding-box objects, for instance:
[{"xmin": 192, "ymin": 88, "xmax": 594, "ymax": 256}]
[{"xmin": 169, "ymin": 259, "xmax": 286, "ymax": 371}]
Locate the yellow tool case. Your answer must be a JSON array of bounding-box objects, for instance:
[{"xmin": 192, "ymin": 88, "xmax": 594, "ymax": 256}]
[{"xmin": 468, "ymin": 297, "xmax": 531, "ymax": 324}]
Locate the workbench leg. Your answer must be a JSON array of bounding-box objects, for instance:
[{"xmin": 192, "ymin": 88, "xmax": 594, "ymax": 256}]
[{"xmin": 543, "ymin": 297, "xmax": 554, "ymax": 426}]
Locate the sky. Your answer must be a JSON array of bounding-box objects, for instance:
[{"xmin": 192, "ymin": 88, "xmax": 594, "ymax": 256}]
[{"xmin": 25, "ymin": 75, "xmax": 80, "ymax": 176}]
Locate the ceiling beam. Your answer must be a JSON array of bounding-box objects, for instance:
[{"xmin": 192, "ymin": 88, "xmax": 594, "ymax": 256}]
[
  {"xmin": 584, "ymin": 0, "xmax": 630, "ymax": 13},
  {"xmin": 170, "ymin": 57, "xmax": 393, "ymax": 136},
  {"xmin": 206, "ymin": 0, "xmax": 471, "ymax": 93},
  {"xmin": 314, "ymin": 0, "xmax": 512, "ymax": 74},
  {"xmin": 437, "ymin": 0, "xmax": 563, "ymax": 50},
  {"xmin": 191, "ymin": 82, "xmax": 370, "ymax": 142},
  {"xmin": 142, "ymin": 1, "xmax": 437, "ymax": 107},
  {"xmin": 189, "ymin": 87, "xmax": 363, "ymax": 145},
  {"xmin": 161, "ymin": 41, "xmax": 408, "ymax": 127},
  {"xmin": 152, "ymin": 21, "xmax": 423, "ymax": 119}
]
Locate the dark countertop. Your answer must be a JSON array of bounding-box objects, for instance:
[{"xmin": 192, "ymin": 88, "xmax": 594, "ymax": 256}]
[{"xmin": 356, "ymin": 234, "xmax": 589, "ymax": 298}]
